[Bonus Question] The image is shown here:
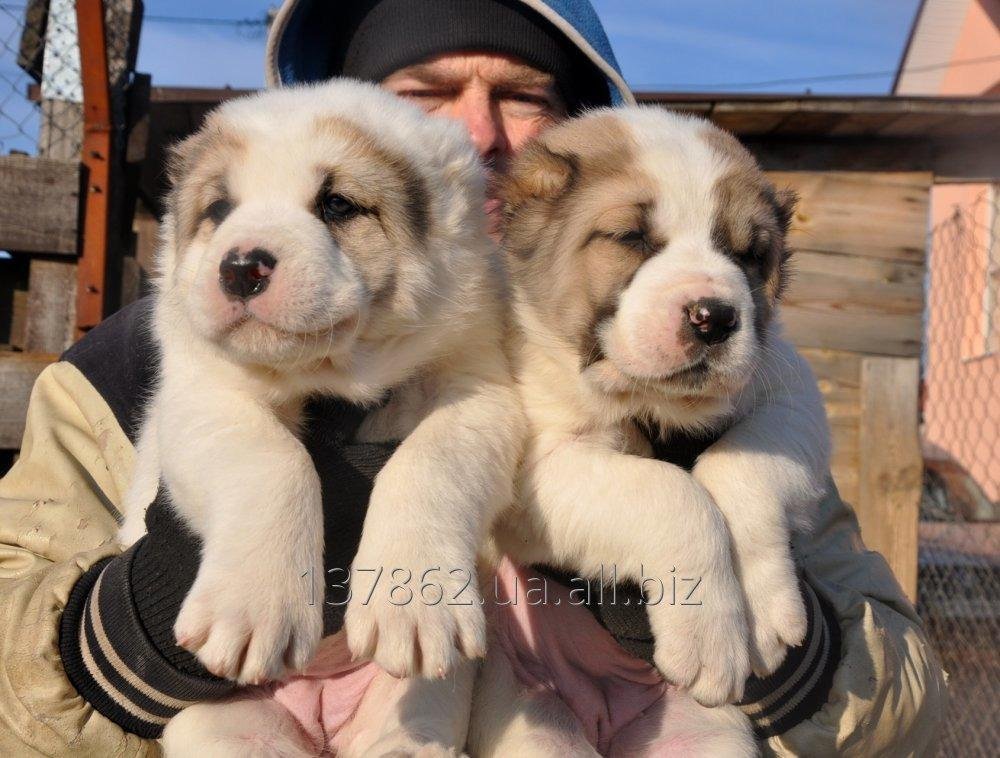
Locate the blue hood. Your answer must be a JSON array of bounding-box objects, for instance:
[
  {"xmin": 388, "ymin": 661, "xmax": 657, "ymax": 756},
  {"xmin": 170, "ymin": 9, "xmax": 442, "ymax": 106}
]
[{"xmin": 265, "ymin": 0, "xmax": 634, "ymax": 106}]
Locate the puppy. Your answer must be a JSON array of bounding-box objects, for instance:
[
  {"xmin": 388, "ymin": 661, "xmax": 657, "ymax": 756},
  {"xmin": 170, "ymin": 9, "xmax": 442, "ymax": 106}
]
[
  {"xmin": 119, "ymin": 80, "xmax": 522, "ymax": 754},
  {"xmin": 470, "ymin": 108, "xmax": 830, "ymax": 756}
]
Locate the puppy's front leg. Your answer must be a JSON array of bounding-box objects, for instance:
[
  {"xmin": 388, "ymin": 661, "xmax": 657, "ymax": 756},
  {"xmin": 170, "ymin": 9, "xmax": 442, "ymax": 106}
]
[
  {"xmin": 345, "ymin": 348, "xmax": 523, "ymax": 679},
  {"xmin": 521, "ymin": 436, "xmax": 749, "ymax": 707},
  {"xmin": 157, "ymin": 378, "xmax": 323, "ymax": 685},
  {"xmin": 694, "ymin": 335, "xmax": 830, "ymax": 676}
]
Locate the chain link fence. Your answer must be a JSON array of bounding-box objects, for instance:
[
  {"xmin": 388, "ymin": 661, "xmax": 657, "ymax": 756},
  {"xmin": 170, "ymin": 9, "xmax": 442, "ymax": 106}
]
[
  {"xmin": 0, "ymin": 0, "xmax": 88, "ymax": 158},
  {"xmin": 920, "ymin": 188, "xmax": 1000, "ymax": 756}
]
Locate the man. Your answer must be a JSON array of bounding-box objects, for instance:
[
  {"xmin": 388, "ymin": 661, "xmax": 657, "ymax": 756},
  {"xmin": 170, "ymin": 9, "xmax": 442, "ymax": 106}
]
[{"xmin": 0, "ymin": 1, "xmax": 945, "ymax": 755}]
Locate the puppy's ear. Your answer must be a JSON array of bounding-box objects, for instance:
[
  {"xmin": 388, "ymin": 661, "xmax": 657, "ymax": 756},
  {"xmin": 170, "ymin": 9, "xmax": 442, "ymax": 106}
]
[
  {"xmin": 165, "ymin": 133, "xmax": 202, "ymax": 187},
  {"xmin": 774, "ymin": 188, "xmax": 798, "ymax": 235},
  {"xmin": 501, "ymin": 143, "xmax": 577, "ymax": 216},
  {"xmin": 769, "ymin": 188, "xmax": 798, "ymax": 303}
]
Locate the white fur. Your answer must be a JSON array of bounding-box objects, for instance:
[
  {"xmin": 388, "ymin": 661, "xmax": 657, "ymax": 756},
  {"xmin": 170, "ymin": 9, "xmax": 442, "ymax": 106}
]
[
  {"xmin": 119, "ymin": 80, "xmax": 523, "ymax": 751},
  {"xmin": 472, "ymin": 108, "xmax": 831, "ymax": 755}
]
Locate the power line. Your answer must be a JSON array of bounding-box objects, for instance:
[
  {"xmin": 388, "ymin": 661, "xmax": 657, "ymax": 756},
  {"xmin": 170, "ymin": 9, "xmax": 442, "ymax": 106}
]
[
  {"xmin": 638, "ymin": 53, "xmax": 1000, "ymax": 91},
  {"xmin": 2, "ymin": 4, "xmax": 998, "ymax": 91},
  {"xmin": 0, "ymin": 5, "xmax": 270, "ymax": 26},
  {"xmin": 144, "ymin": 14, "xmax": 268, "ymax": 28}
]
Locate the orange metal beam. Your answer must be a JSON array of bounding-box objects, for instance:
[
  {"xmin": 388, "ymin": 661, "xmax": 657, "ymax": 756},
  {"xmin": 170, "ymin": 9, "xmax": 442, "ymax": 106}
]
[{"xmin": 75, "ymin": 0, "xmax": 112, "ymax": 338}]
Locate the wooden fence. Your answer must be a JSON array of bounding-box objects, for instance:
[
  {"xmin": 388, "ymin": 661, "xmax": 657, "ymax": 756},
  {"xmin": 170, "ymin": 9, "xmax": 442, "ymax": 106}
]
[{"xmin": 0, "ymin": 0, "xmax": 143, "ymax": 451}]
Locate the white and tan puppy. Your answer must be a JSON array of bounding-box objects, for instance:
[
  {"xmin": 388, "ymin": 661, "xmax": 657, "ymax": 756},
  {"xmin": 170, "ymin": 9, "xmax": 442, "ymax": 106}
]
[
  {"xmin": 471, "ymin": 108, "xmax": 830, "ymax": 756},
  {"xmin": 119, "ymin": 80, "xmax": 522, "ymax": 754}
]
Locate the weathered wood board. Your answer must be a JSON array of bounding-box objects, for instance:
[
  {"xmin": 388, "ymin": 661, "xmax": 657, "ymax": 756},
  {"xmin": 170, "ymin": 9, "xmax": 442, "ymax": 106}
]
[
  {"xmin": 0, "ymin": 352, "xmax": 56, "ymax": 449},
  {"xmin": 858, "ymin": 357, "xmax": 922, "ymax": 601},
  {"xmin": 768, "ymin": 171, "xmax": 930, "ymax": 263},
  {"xmin": 768, "ymin": 171, "xmax": 929, "ymax": 358},
  {"xmin": 0, "ymin": 155, "xmax": 80, "ymax": 255},
  {"xmin": 799, "ymin": 347, "xmax": 862, "ymax": 508}
]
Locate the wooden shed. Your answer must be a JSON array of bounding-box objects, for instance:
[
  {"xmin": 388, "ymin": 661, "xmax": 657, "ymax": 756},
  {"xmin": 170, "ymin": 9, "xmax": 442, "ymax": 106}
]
[{"xmin": 3, "ymin": 88, "xmax": 1000, "ymax": 597}]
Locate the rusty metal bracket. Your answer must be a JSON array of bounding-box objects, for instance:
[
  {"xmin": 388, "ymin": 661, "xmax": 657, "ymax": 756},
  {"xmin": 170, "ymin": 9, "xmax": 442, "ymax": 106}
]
[{"xmin": 75, "ymin": 0, "xmax": 112, "ymax": 338}]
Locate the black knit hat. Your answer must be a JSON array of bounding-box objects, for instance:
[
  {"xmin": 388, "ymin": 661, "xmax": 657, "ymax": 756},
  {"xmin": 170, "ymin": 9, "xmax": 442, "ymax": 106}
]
[{"xmin": 334, "ymin": 0, "xmax": 611, "ymax": 112}]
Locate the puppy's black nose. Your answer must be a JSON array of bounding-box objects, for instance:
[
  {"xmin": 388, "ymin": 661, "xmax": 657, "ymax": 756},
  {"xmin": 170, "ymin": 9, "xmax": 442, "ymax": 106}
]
[
  {"xmin": 219, "ymin": 248, "xmax": 277, "ymax": 300},
  {"xmin": 687, "ymin": 298, "xmax": 739, "ymax": 345}
]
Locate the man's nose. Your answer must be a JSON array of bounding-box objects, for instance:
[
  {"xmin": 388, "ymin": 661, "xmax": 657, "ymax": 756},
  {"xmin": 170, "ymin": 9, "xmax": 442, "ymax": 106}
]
[
  {"xmin": 219, "ymin": 248, "xmax": 277, "ymax": 300},
  {"xmin": 454, "ymin": 92, "xmax": 509, "ymax": 160}
]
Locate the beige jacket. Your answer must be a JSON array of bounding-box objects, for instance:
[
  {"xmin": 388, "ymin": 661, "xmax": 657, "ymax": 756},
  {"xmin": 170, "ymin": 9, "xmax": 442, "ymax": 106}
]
[{"xmin": 0, "ymin": 361, "xmax": 947, "ymax": 756}]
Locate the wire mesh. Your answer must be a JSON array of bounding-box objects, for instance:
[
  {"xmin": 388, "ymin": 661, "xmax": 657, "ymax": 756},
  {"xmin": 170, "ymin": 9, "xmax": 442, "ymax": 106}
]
[
  {"xmin": 0, "ymin": 0, "xmax": 89, "ymax": 157},
  {"xmin": 920, "ymin": 188, "xmax": 1000, "ymax": 757},
  {"xmin": 0, "ymin": 2, "xmax": 41, "ymax": 154}
]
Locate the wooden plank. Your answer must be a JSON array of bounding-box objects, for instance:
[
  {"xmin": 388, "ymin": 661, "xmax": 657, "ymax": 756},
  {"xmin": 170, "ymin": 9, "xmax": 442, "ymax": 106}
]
[
  {"xmin": 800, "ymin": 348, "xmax": 861, "ymax": 507},
  {"xmin": 24, "ymin": 258, "xmax": 77, "ymax": 353},
  {"xmin": 26, "ymin": 97, "xmax": 83, "ymax": 354},
  {"xmin": 748, "ymin": 138, "xmax": 1000, "ymax": 182},
  {"xmin": 800, "ymin": 347, "xmax": 861, "ymax": 420},
  {"xmin": 768, "ymin": 171, "xmax": 931, "ymax": 264},
  {"xmin": 781, "ymin": 302, "xmax": 923, "ymax": 357},
  {"xmin": 711, "ymin": 107, "xmax": 790, "ymax": 136},
  {"xmin": 788, "ymin": 266, "xmax": 922, "ymax": 355},
  {"xmin": 791, "ymin": 250, "xmax": 924, "ymax": 288},
  {"xmin": 9, "ymin": 290, "xmax": 28, "ymax": 351},
  {"xmin": 769, "ymin": 111, "xmax": 847, "ymax": 138},
  {"xmin": 858, "ymin": 357, "xmax": 922, "ymax": 601},
  {"xmin": 0, "ymin": 352, "xmax": 57, "ymax": 449},
  {"xmin": 133, "ymin": 208, "xmax": 158, "ymax": 274},
  {"xmin": 0, "ymin": 156, "xmax": 80, "ymax": 254},
  {"xmin": 876, "ymin": 112, "xmax": 954, "ymax": 138},
  {"xmin": 828, "ymin": 111, "xmax": 903, "ymax": 138},
  {"xmin": 829, "ymin": 417, "xmax": 859, "ymax": 508}
]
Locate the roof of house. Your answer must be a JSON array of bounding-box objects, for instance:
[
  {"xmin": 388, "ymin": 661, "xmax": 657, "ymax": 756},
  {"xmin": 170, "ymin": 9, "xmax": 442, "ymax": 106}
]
[
  {"xmin": 894, "ymin": 0, "xmax": 972, "ymax": 94},
  {"xmin": 634, "ymin": 91, "xmax": 1000, "ymax": 139}
]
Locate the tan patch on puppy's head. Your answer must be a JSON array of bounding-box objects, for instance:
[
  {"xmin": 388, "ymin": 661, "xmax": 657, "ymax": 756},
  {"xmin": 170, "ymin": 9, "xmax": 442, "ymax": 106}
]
[
  {"xmin": 308, "ymin": 115, "xmax": 432, "ymax": 305},
  {"xmin": 165, "ymin": 116, "xmax": 247, "ymax": 250},
  {"xmin": 501, "ymin": 114, "xmax": 661, "ymax": 363},
  {"xmin": 704, "ymin": 126, "xmax": 796, "ymax": 330}
]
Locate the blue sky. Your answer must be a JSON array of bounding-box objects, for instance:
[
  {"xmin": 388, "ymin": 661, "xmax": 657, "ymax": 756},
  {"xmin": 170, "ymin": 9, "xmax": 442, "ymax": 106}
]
[
  {"xmin": 0, "ymin": 0, "xmax": 921, "ymax": 154},
  {"xmin": 133, "ymin": 0, "xmax": 921, "ymax": 92}
]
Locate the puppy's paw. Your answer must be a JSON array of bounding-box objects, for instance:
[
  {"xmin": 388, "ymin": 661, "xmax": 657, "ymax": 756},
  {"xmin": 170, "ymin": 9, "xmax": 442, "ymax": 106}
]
[
  {"xmin": 344, "ymin": 543, "xmax": 485, "ymax": 678},
  {"xmin": 648, "ymin": 568, "xmax": 750, "ymax": 707},
  {"xmin": 742, "ymin": 553, "xmax": 807, "ymax": 677},
  {"xmin": 175, "ymin": 553, "xmax": 323, "ymax": 684}
]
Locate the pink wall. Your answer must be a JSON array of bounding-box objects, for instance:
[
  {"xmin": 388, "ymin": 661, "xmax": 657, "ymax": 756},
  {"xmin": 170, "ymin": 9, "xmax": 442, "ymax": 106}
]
[{"xmin": 922, "ymin": 0, "xmax": 1000, "ymax": 502}]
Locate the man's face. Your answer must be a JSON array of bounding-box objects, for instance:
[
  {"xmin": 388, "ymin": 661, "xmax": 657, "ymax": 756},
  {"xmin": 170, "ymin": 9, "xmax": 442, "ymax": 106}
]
[{"xmin": 383, "ymin": 52, "xmax": 567, "ymax": 235}]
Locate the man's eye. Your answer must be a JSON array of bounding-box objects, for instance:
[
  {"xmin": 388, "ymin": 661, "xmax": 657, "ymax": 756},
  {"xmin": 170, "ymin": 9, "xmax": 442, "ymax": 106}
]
[
  {"xmin": 318, "ymin": 192, "xmax": 362, "ymax": 224},
  {"xmin": 204, "ymin": 199, "xmax": 232, "ymax": 225},
  {"xmin": 508, "ymin": 93, "xmax": 545, "ymax": 104},
  {"xmin": 398, "ymin": 89, "xmax": 448, "ymax": 103},
  {"xmin": 501, "ymin": 92, "xmax": 554, "ymax": 112}
]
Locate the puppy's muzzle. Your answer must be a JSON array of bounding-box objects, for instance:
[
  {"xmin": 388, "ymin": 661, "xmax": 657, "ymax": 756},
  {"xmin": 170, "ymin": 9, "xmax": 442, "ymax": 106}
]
[
  {"xmin": 687, "ymin": 298, "xmax": 739, "ymax": 345},
  {"xmin": 220, "ymin": 248, "xmax": 277, "ymax": 300}
]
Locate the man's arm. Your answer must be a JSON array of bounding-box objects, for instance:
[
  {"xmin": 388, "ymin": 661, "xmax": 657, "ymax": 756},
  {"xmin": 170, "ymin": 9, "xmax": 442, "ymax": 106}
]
[
  {"xmin": 765, "ymin": 480, "xmax": 948, "ymax": 757},
  {"xmin": 0, "ymin": 360, "xmax": 156, "ymax": 755},
  {"xmin": 0, "ymin": 301, "xmax": 232, "ymax": 754}
]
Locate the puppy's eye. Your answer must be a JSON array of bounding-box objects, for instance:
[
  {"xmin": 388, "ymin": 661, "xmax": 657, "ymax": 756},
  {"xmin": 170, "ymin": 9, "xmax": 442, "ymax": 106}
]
[
  {"xmin": 205, "ymin": 199, "xmax": 232, "ymax": 225},
  {"xmin": 318, "ymin": 192, "xmax": 362, "ymax": 224},
  {"xmin": 614, "ymin": 229, "xmax": 654, "ymax": 255},
  {"xmin": 617, "ymin": 230, "xmax": 646, "ymax": 246}
]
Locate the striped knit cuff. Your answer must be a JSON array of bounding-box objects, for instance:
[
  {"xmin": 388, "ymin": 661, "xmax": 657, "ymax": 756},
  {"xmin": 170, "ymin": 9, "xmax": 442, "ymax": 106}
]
[
  {"xmin": 59, "ymin": 544, "xmax": 236, "ymax": 738},
  {"xmin": 738, "ymin": 578, "xmax": 841, "ymax": 739}
]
